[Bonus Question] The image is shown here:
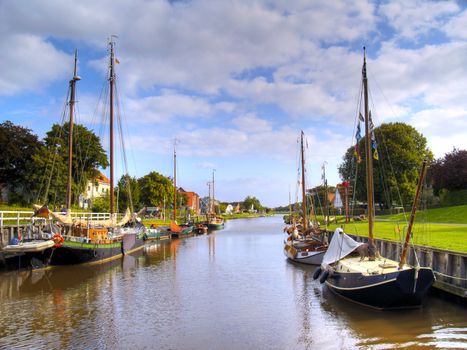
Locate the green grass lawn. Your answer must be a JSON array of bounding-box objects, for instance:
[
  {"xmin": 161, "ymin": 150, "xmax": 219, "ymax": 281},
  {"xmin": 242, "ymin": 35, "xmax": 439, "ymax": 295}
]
[
  {"xmin": 378, "ymin": 204, "xmax": 467, "ymax": 224},
  {"xmin": 143, "ymin": 219, "xmax": 171, "ymax": 227},
  {"xmin": 0, "ymin": 204, "xmax": 33, "ymax": 212},
  {"xmin": 317, "ymin": 205, "xmax": 467, "ymax": 253},
  {"xmin": 327, "ymin": 220, "xmax": 467, "ymax": 253}
]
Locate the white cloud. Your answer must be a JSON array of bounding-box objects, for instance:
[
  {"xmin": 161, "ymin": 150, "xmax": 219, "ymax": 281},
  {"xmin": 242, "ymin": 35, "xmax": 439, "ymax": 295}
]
[
  {"xmin": 124, "ymin": 90, "xmax": 213, "ymax": 123},
  {"xmin": 0, "ymin": 34, "xmax": 70, "ymax": 95},
  {"xmin": 232, "ymin": 113, "xmax": 272, "ymax": 132},
  {"xmin": 379, "ymin": 0, "xmax": 459, "ymax": 40},
  {"xmin": 410, "ymin": 107, "xmax": 467, "ymax": 157},
  {"xmin": 442, "ymin": 9, "xmax": 467, "ymax": 40}
]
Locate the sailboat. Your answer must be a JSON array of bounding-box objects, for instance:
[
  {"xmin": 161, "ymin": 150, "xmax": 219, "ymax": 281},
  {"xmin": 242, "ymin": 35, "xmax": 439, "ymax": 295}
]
[
  {"xmin": 283, "ymin": 131, "xmax": 328, "ymax": 265},
  {"xmin": 206, "ymin": 170, "xmax": 224, "ymax": 230},
  {"xmin": 33, "ymin": 40, "xmax": 145, "ymax": 266},
  {"xmin": 169, "ymin": 142, "xmax": 193, "ymax": 238},
  {"xmin": 316, "ymin": 48, "xmax": 434, "ymax": 309}
]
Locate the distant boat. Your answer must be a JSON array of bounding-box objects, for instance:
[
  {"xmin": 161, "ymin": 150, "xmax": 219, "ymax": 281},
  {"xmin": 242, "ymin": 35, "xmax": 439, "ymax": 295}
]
[
  {"xmin": 315, "ymin": 48, "xmax": 434, "ymax": 310},
  {"xmin": 33, "ymin": 40, "xmax": 144, "ymax": 266},
  {"xmin": 283, "ymin": 131, "xmax": 328, "ymax": 265},
  {"xmin": 170, "ymin": 141, "xmax": 193, "ymax": 238},
  {"xmin": 206, "ymin": 170, "xmax": 224, "ymax": 230}
]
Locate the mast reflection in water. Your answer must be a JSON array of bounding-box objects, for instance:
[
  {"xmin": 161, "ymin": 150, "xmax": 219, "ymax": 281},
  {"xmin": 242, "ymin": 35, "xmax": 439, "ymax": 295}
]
[{"xmin": 1, "ymin": 216, "xmax": 466, "ymax": 349}]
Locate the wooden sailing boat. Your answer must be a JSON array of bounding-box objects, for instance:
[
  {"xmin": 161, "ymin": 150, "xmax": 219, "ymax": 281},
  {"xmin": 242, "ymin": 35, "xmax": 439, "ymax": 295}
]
[
  {"xmin": 206, "ymin": 170, "xmax": 224, "ymax": 230},
  {"xmin": 35, "ymin": 40, "xmax": 145, "ymax": 265},
  {"xmin": 169, "ymin": 142, "xmax": 193, "ymax": 238},
  {"xmin": 283, "ymin": 131, "xmax": 328, "ymax": 265},
  {"xmin": 317, "ymin": 48, "xmax": 434, "ymax": 309}
]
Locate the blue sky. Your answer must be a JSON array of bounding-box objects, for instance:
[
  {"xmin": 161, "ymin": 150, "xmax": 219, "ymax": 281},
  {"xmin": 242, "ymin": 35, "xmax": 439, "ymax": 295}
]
[{"xmin": 1, "ymin": 0, "xmax": 466, "ymax": 207}]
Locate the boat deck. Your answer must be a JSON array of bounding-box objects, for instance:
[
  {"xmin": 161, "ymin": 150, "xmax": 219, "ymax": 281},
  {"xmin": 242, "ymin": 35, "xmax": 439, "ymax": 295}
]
[{"xmin": 336, "ymin": 256, "xmax": 410, "ymax": 276}]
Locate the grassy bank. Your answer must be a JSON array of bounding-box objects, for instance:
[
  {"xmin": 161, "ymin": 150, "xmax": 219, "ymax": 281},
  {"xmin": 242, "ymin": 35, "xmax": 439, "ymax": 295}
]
[
  {"xmin": 327, "ymin": 221, "xmax": 467, "ymax": 253},
  {"xmin": 221, "ymin": 213, "xmax": 263, "ymax": 220},
  {"xmin": 378, "ymin": 204, "xmax": 467, "ymax": 224}
]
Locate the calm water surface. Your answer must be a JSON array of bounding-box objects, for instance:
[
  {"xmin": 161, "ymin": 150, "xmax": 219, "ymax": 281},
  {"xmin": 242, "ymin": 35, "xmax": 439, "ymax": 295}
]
[{"xmin": 1, "ymin": 216, "xmax": 466, "ymax": 349}]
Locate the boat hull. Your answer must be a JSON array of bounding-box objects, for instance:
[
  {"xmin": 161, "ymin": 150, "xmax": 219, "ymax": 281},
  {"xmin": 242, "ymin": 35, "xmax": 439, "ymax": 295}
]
[
  {"xmin": 1, "ymin": 249, "xmax": 54, "ymax": 270},
  {"xmin": 207, "ymin": 223, "xmax": 224, "ymax": 230},
  {"xmin": 171, "ymin": 226, "xmax": 193, "ymax": 238},
  {"xmin": 325, "ymin": 267, "xmax": 434, "ymax": 310},
  {"xmin": 50, "ymin": 234, "xmax": 144, "ymax": 266},
  {"xmin": 283, "ymin": 240, "xmax": 326, "ymax": 265}
]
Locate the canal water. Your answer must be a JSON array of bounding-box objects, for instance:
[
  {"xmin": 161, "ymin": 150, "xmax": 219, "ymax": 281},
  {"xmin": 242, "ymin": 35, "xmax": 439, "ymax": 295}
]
[{"xmin": 0, "ymin": 216, "xmax": 466, "ymax": 349}]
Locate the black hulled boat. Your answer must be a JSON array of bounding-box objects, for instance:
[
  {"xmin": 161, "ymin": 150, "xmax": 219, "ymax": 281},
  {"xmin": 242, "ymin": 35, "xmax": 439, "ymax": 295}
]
[{"xmin": 316, "ymin": 48, "xmax": 434, "ymax": 310}]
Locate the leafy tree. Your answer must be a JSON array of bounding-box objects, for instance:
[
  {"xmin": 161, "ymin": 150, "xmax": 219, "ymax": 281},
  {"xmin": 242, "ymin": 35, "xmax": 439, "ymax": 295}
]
[
  {"xmin": 138, "ymin": 172, "xmax": 174, "ymax": 208},
  {"xmin": 92, "ymin": 192, "xmax": 110, "ymax": 213},
  {"xmin": 0, "ymin": 121, "xmax": 43, "ymax": 203},
  {"xmin": 28, "ymin": 122, "xmax": 108, "ymax": 207},
  {"xmin": 29, "ymin": 146, "xmax": 68, "ymax": 206},
  {"xmin": 339, "ymin": 122, "xmax": 432, "ymax": 209},
  {"xmin": 243, "ymin": 196, "xmax": 262, "ymax": 212},
  {"xmin": 429, "ymin": 148, "xmax": 467, "ymax": 195},
  {"xmin": 117, "ymin": 175, "xmax": 140, "ymax": 212},
  {"xmin": 219, "ymin": 202, "xmax": 228, "ymax": 214}
]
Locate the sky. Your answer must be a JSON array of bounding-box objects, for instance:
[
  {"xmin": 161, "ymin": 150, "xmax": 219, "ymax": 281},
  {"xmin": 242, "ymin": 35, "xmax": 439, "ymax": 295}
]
[{"xmin": 1, "ymin": 0, "xmax": 466, "ymax": 208}]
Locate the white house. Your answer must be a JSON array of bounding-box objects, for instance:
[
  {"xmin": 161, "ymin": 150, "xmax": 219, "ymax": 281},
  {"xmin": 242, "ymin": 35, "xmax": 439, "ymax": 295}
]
[{"xmin": 79, "ymin": 172, "xmax": 111, "ymax": 208}]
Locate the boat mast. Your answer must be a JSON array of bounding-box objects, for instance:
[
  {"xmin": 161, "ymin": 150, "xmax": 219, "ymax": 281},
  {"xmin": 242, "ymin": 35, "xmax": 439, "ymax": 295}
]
[
  {"xmin": 300, "ymin": 131, "xmax": 308, "ymax": 230},
  {"xmin": 173, "ymin": 141, "xmax": 177, "ymax": 221},
  {"xmin": 109, "ymin": 39, "xmax": 115, "ymax": 215},
  {"xmin": 66, "ymin": 49, "xmax": 80, "ymax": 212},
  {"xmin": 399, "ymin": 159, "xmax": 427, "ymax": 269},
  {"xmin": 207, "ymin": 181, "xmax": 211, "ymax": 214},
  {"xmin": 362, "ymin": 47, "xmax": 374, "ymax": 242},
  {"xmin": 322, "ymin": 162, "xmax": 329, "ymax": 226},
  {"xmin": 212, "ymin": 169, "xmax": 215, "ymax": 215}
]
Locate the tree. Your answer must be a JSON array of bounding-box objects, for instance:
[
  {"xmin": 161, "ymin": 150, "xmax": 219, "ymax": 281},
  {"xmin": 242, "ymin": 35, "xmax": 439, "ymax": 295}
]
[
  {"xmin": 31, "ymin": 122, "xmax": 108, "ymax": 206},
  {"xmin": 117, "ymin": 175, "xmax": 140, "ymax": 212},
  {"xmin": 0, "ymin": 121, "xmax": 43, "ymax": 203},
  {"xmin": 138, "ymin": 172, "xmax": 174, "ymax": 208},
  {"xmin": 243, "ymin": 196, "xmax": 262, "ymax": 212},
  {"xmin": 339, "ymin": 122, "xmax": 432, "ymax": 209},
  {"xmin": 429, "ymin": 148, "xmax": 467, "ymax": 195},
  {"xmin": 92, "ymin": 192, "xmax": 110, "ymax": 213}
]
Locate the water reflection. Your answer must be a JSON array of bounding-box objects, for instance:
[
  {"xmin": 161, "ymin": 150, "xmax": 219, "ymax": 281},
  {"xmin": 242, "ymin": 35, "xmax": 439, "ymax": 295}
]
[{"xmin": 287, "ymin": 258, "xmax": 467, "ymax": 350}]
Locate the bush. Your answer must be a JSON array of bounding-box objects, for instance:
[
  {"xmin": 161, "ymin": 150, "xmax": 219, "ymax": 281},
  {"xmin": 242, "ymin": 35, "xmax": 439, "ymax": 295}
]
[{"xmin": 440, "ymin": 189, "xmax": 467, "ymax": 207}]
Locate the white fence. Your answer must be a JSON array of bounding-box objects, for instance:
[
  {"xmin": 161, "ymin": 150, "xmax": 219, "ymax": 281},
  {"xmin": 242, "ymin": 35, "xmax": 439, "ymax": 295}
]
[{"xmin": 0, "ymin": 211, "xmax": 116, "ymax": 231}]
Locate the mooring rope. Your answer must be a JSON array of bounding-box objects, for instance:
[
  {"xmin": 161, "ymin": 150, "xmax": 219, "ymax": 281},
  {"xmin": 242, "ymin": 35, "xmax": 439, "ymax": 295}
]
[{"xmin": 433, "ymin": 271, "xmax": 467, "ymax": 281}]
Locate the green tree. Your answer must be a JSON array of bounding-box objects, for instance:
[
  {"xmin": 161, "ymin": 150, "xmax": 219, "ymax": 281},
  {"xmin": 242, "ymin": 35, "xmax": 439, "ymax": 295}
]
[
  {"xmin": 92, "ymin": 192, "xmax": 110, "ymax": 213},
  {"xmin": 338, "ymin": 122, "xmax": 432, "ymax": 209},
  {"xmin": 138, "ymin": 172, "xmax": 174, "ymax": 208},
  {"xmin": 0, "ymin": 121, "xmax": 43, "ymax": 204},
  {"xmin": 117, "ymin": 175, "xmax": 140, "ymax": 212},
  {"xmin": 243, "ymin": 196, "xmax": 262, "ymax": 212},
  {"xmin": 31, "ymin": 122, "xmax": 108, "ymax": 207}
]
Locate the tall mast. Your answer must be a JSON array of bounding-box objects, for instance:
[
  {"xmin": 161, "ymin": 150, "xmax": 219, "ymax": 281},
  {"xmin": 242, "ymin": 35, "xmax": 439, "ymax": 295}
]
[
  {"xmin": 300, "ymin": 131, "xmax": 308, "ymax": 230},
  {"xmin": 399, "ymin": 159, "xmax": 427, "ymax": 269},
  {"xmin": 362, "ymin": 47, "xmax": 374, "ymax": 241},
  {"xmin": 109, "ymin": 39, "xmax": 115, "ymax": 215},
  {"xmin": 207, "ymin": 181, "xmax": 211, "ymax": 214},
  {"xmin": 212, "ymin": 169, "xmax": 216, "ymax": 214},
  {"xmin": 66, "ymin": 49, "xmax": 80, "ymax": 212},
  {"xmin": 173, "ymin": 142, "xmax": 177, "ymax": 221},
  {"xmin": 322, "ymin": 162, "xmax": 329, "ymax": 226}
]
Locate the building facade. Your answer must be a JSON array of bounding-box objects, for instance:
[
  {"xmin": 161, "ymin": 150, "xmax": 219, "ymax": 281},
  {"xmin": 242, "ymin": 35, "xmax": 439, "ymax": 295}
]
[{"xmin": 80, "ymin": 172, "xmax": 111, "ymax": 208}]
